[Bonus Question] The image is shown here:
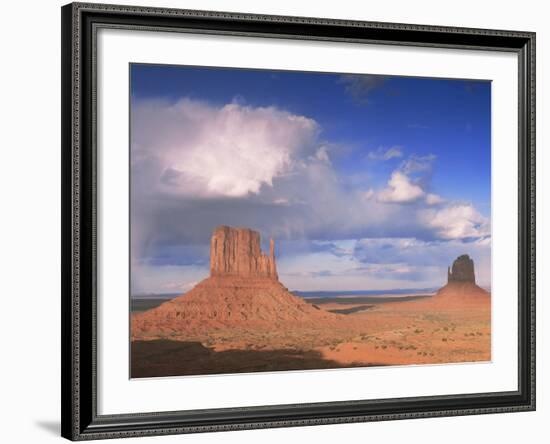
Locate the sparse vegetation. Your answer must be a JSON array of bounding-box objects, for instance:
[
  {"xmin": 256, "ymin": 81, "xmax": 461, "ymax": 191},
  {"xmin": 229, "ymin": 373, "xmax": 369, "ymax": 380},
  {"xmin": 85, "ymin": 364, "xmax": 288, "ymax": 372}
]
[{"xmin": 133, "ymin": 287, "xmax": 491, "ymax": 376}]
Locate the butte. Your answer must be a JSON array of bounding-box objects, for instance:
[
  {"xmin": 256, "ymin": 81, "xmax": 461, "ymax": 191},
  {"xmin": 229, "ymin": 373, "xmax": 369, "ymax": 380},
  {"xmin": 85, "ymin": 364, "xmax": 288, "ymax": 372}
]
[
  {"xmin": 131, "ymin": 226, "xmax": 338, "ymax": 340},
  {"xmin": 432, "ymin": 254, "xmax": 491, "ymax": 306}
]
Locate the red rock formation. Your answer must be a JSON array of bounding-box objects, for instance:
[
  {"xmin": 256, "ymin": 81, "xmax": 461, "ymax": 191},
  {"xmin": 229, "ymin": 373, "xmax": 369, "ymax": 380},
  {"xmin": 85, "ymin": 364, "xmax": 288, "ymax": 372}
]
[
  {"xmin": 447, "ymin": 254, "xmax": 476, "ymax": 284},
  {"xmin": 210, "ymin": 226, "xmax": 277, "ymax": 279},
  {"xmin": 435, "ymin": 255, "xmax": 490, "ymax": 306},
  {"xmin": 436, "ymin": 281, "xmax": 490, "ymax": 302},
  {"xmin": 132, "ymin": 226, "xmax": 337, "ymax": 340}
]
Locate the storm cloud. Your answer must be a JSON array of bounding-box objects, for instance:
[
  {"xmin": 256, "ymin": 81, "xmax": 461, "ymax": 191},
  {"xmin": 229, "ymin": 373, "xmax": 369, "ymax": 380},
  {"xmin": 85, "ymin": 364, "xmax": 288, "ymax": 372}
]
[{"xmin": 130, "ymin": 97, "xmax": 491, "ymax": 292}]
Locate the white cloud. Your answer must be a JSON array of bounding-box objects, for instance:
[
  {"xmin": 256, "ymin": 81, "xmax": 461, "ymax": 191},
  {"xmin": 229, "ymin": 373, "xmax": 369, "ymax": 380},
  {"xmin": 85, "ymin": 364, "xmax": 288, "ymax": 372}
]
[
  {"xmin": 377, "ymin": 171, "xmax": 425, "ymax": 203},
  {"xmin": 132, "ymin": 99, "xmax": 319, "ymax": 198},
  {"xmin": 367, "ymin": 145, "xmax": 403, "ymax": 161},
  {"xmin": 400, "ymin": 154, "xmax": 436, "ymax": 174},
  {"xmin": 339, "ymin": 75, "xmax": 386, "ymax": 104},
  {"xmin": 160, "ymin": 280, "xmax": 198, "ymax": 292},
  {"xmin": 273, "ymin": 198, "xmax": 290, "ymax": 205},
  {"xmin": 131, "ymin": 99, "xmax": 492, "ymax": 294},
  {"xmin": 131, "ymin": 264, "xmax": 208, "ymax": 295},
  {"xmin": 352, "ymin": 236, "xmax": 491, "ymax": 287},
  {"xmin": 276, "ymin": 237, "xmax": 488, "ymax": 291},
  {"xmin": 362, "ymin": 189, "xmax": 375, "ymax": 200},
  {"xmin": 425, "ymin": 193, "xmax": 445, "ymax": 205},
  {"xmin": 312, "ymin": 145, "xmax": 331, "ymax": 164},
  {"xmin": 419, "ymin": 203, "xmax": 490, "ymax": 240}
]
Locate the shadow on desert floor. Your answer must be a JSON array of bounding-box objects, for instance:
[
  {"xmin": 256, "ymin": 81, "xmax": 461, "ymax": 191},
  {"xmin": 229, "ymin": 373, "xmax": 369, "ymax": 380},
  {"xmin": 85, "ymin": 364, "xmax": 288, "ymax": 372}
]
[{"xmin": 131, "ymin": 340, "xmax": 382, "ymax": 378}]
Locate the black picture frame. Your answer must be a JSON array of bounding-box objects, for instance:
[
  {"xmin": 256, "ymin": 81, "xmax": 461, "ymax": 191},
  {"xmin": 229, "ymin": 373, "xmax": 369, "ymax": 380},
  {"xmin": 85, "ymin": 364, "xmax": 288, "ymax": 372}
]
[{"xmin": 61, "ymin": 2, "xmax": 536, "ymax": 440}]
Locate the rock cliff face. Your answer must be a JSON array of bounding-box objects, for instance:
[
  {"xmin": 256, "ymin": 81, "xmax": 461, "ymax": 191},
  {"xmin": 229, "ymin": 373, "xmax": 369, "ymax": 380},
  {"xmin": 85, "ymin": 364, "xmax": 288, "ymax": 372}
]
[
  {"xmin": 435, "ymin": 254, "xmax": 489, "ymax": 306},
  {"xmin": 132, "ymin": 226, "xmax": 336, "ymax": 340},
  {"xmin": 210, "ymin": 226, "xmax": 277, "ymax": 279},
  {"xmin": 447, "ymin": 254, "xmax": 476, "ymax": 284}
]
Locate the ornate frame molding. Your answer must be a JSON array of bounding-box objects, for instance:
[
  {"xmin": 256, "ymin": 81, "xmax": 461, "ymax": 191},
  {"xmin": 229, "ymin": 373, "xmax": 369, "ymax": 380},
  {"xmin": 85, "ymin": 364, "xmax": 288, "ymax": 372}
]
[{"xmin": 61, "ymin": 2, "xmax": 535, "ymax": 440}]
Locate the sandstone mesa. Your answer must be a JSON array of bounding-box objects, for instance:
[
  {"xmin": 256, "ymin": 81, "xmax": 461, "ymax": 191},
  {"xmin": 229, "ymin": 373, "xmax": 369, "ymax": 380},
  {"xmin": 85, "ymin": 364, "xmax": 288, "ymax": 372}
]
[
  {"xmin": 132, "ymin": 226, "xmax": 338, "ymax": 340},
  {"xmin": 132, "ymin": 228, "xmax": 490, "ymax": 341},
  {"xmin": 434, "ymin": 254, "xmax": 490, "ymax": 305}
]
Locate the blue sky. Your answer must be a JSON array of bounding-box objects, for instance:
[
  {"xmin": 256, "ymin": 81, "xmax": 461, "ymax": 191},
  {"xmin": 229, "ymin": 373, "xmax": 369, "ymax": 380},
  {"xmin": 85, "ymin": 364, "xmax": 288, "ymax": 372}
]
[{"xmin": 130, "ymin": 64, "xmax": 491, "ymax": 294}]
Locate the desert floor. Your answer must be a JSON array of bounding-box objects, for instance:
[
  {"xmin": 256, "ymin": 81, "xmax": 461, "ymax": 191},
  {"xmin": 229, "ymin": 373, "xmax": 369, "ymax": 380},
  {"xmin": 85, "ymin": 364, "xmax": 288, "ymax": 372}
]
[{"xmin": 131, "ymin": 295, "xmax": 491, "ymax": 378}]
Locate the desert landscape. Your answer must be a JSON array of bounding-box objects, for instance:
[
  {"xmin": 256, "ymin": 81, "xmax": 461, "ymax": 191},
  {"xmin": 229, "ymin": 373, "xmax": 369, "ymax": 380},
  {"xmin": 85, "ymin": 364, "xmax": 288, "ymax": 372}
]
[{"xmin": 131, "ymin": 226, "xmax": 491, "ymax": 378}]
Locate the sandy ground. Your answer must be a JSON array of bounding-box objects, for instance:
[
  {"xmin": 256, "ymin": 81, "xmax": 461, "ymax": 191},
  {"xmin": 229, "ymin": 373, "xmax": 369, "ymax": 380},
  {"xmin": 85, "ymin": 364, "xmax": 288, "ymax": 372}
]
[
  {"xmin": 317, "ymin": 298, "xmax": 491, "ymax": 366},
  {"xmin": 131, "ymin": 294, "xmax": 491, "ymax": 377}
]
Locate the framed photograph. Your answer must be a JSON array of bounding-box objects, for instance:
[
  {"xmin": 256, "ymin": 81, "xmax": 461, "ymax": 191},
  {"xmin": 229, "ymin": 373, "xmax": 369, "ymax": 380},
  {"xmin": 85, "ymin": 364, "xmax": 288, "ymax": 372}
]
[{"xmin": 61, "ymin": 2, "xmax": 535, "ymax": 440}]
